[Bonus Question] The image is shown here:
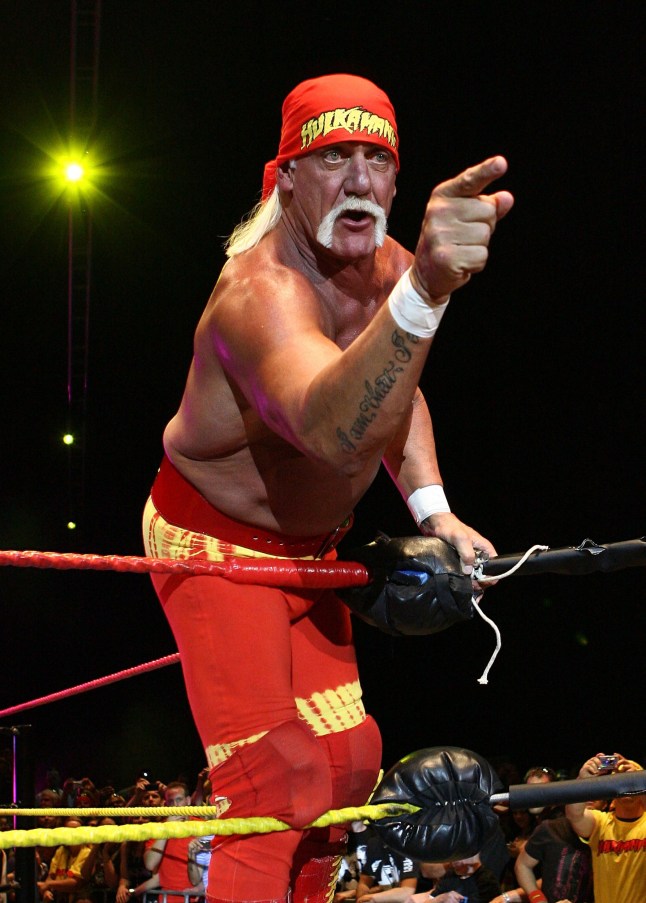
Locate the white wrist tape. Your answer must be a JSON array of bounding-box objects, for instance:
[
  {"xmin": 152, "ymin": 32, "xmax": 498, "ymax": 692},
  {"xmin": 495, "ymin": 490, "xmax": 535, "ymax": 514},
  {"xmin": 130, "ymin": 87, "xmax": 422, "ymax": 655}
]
[
  {"xmin": 388, "ymin": 268, "xmax": 450, "ymax": 338},
  {"xmin": 407, "ymin": 484, "xmax": 451, "ymax": 526}
]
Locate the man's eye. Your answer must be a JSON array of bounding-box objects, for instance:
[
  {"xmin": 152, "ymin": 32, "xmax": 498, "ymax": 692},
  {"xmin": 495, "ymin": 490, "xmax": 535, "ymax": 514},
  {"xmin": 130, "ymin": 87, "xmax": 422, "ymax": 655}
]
[{"xmin": 323, "ymin": 149, "xmax": 343, "ymax": 162}]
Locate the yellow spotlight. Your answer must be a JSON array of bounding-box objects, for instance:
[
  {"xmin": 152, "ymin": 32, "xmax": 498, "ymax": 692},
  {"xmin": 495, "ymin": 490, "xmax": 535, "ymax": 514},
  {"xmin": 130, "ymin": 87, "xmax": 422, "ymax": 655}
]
[
  {"xmin": 67, "ymin": 521, "xmax": 77, "ymax": 531},
  {"xmin": 63, "ymin": 433, "xmax": 75, "ymax": 445},
  {"xmin": 65, "ymin": 161, "xmax": 85, "ymax": 182}
]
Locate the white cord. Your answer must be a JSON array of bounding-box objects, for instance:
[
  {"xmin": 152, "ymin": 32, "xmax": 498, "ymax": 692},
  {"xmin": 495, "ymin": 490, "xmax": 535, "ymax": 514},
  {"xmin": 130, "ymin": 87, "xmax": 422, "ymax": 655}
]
[
  {"xmin": 474, "ymin": 543, "xmax": 549, "ymax": 582},
  {"xmin": 472, "ymin": 543, "xmax": 549, "ymax": 684},
  {"xmin": 473, "ymin": 593, "xmax": 501, "ymax": 684}
]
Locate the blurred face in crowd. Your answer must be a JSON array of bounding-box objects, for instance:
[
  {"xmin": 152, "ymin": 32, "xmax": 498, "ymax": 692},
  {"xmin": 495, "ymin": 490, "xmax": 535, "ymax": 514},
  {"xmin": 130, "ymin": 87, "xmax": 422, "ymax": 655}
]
[
  {"xmin": 165, "ymin": 786, "xmax": 190, "ymax": 807},
  {"xmin": 64, "ymin": 816, "xmax": 85, "ymax": 855},
  {"xmin": 143, "ymin": 789, "xmax": 162, "ymax": 806},
  {"xmin": 525, "ymin": 767, "xmax": 556, "ymax": 815},
  {"xmin": 452, "ymin": 855, "xmax": 480, "ymax": 877}
]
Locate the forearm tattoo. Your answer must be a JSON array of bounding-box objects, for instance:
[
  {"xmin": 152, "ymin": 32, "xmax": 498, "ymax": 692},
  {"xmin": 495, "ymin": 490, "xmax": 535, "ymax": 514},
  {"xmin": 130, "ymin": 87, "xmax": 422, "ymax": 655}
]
[{"xmin": 337, "ymin": 330, "xmax": 419, "ymax": 452}]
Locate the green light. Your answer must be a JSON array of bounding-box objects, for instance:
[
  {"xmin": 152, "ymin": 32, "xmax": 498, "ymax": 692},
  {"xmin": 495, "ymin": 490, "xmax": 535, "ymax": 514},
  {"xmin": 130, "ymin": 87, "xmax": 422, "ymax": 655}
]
[
  {"xmin": 67, "ymin": 521, "xmax": 77, "ymax": 531},
  {"xmin": 65, "ymin": 162, "xmax": 85, "ymax": 182},
  {"xmin": 63, "ymin": 433, "xmax": 75, "ymax": 445}
]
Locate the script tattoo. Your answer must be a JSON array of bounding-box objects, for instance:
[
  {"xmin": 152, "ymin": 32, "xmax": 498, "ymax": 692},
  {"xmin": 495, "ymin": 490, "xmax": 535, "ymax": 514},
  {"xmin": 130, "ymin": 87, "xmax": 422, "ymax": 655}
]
[{"xmin": 337, "ymin": 330, "xmax": 419, "ymax": 452}]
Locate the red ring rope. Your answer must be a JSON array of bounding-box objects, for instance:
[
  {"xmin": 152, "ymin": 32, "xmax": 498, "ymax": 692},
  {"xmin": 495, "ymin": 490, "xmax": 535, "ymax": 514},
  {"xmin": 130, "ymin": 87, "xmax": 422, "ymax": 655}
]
[
  {"xmin": 0, "ymin": 548, "xmax": 371, "ymax": 719},
  {"xmin": 0, "ymin": 654, "xmax": 181, "ymax": 719},
  {"xmin": 0, "ymin": 549, "xmax": 370, "ymax": 587}
]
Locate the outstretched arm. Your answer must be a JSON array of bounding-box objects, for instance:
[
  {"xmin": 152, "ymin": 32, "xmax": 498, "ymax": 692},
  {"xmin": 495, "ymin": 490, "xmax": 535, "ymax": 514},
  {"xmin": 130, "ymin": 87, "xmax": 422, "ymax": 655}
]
[
  {"xmin": 211, "ymin": 157, "xmax": 513, "ymax": 477},
  {"xmin": 566, "ymin": 753, "xmax": 611, "ymax": 837}
]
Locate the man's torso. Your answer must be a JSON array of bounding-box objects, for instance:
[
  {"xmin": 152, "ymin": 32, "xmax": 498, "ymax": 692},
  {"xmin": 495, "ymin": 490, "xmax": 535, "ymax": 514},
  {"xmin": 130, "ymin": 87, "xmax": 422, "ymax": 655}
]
[
  {"xmin": 589, "ymin": 810, "xmax": 646, "ymax": 903},
  {"xmin": 163, "ymin": 228, "xmax": 412, "ymax": 535}
]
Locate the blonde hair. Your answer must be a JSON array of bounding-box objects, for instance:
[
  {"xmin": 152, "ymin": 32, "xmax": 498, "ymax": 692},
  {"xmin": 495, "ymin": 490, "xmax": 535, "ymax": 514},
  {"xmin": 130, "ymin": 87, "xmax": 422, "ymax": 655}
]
[{"xmin": 224, "ymin": 186, "xmax": 283, "ymax": 258}]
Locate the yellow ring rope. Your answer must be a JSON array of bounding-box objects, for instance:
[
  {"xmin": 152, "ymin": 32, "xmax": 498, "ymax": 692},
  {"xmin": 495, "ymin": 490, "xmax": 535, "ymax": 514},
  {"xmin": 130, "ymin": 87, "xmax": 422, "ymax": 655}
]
[
  {"xmin": 0, "ymin": 803, "xmax": 419, "ymax": 850},
  {"xmin": 0, "ymin": 806, "xmax": 227, "ymax": 819}
]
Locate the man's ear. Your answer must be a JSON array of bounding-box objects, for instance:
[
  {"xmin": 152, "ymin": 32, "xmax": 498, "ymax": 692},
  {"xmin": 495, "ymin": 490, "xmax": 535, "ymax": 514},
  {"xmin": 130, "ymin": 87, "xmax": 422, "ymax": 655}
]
[{"xmin": 276, "ymin": 161, "xmax": 295, "ymax": 192}]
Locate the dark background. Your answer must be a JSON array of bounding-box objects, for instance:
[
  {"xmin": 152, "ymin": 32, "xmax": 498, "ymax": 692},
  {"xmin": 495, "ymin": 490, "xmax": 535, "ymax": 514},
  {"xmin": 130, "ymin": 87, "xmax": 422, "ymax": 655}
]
[{"xmin": 1, "ymin": 1, "xmax": 643, "ymax": 801}]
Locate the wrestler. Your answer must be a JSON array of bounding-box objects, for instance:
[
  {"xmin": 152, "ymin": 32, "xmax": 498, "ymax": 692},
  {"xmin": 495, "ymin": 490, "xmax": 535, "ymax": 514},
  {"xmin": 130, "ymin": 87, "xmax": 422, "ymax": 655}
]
[{"xmin": 143, "ymin": 73, "xmax": 513, "ymax": 902}]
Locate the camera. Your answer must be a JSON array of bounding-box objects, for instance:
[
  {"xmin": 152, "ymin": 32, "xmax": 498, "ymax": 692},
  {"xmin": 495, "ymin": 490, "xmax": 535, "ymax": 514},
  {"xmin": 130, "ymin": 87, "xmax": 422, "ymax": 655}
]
[
  {"xmin": 139, "ymin": 771, "xmax": 159, "ymax": 789},
  {"xmin": 598, "ymin": 755, "xmax": 618, "ymax": 772}
]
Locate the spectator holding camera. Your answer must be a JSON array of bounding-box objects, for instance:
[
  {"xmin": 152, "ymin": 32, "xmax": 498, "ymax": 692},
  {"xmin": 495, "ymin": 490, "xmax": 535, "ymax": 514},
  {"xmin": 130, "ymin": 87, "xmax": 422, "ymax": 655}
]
[
  {"xmin": 125, "ymin": 773, "xmax": 166, "ymax": 809},
  {"xmin": 143, "ymin": 783, "xmax": 201, "ymax": 903},
  {"xmin": 565, "ymin": 752, "xmax": 646, "ymax": 903}
]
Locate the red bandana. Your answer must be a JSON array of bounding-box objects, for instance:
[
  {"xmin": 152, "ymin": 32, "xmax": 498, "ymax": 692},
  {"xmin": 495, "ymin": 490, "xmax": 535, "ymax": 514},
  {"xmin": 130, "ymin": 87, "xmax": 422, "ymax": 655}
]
[{"xmin": 261, "ymin": 73, "xmax": 399, "ymax": 201}]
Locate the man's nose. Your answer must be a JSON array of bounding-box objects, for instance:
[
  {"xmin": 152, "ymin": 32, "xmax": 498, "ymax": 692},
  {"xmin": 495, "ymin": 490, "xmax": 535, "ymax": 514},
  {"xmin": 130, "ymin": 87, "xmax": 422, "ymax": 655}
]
[{"xmin": 343, "ymin": 153, "xmax": 371, "ymax": 196}]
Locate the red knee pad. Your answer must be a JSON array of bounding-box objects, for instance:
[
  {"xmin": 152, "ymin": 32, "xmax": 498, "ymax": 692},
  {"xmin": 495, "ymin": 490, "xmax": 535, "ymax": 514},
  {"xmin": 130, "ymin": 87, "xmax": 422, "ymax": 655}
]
[
  {"xmin": 317, "ymin": 714, "xmax": 382, "ymax": 809},
  {"xmin": 209, "ymin": 719, "xmax": 333, "ymax": 828}
]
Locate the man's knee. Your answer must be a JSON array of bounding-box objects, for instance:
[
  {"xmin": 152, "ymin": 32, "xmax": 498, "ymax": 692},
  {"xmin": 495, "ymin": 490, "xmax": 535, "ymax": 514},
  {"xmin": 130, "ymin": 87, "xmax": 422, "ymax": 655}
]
[{"xmin": 209, "ymin": 720, "xmax": 333, "ymax": 828}]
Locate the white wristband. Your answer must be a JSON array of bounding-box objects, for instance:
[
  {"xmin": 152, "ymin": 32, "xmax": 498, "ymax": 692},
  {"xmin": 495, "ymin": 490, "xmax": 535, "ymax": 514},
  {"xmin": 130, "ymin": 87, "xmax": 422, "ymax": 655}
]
[
  {"xmin": 387, "ymin": 268, "xmax": 450, "ymax": 338},
  {"xmin": 407, "ymin": 484, "xmax": 451, "ymax": 526}
]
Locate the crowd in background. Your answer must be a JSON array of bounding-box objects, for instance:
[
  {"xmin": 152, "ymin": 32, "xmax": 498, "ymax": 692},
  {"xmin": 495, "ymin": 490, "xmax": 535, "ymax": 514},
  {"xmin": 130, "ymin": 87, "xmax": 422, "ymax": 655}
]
[{"xmin": 0, "ymin": 752, "xmax": 644, "ymax": 903}]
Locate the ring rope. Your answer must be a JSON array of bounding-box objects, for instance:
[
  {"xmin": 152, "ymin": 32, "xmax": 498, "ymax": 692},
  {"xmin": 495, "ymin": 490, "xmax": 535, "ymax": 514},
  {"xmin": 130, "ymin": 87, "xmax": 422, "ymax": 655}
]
[
  {"xmin": 0, "ymin": 655, "xmax": 181, "ymax": 719},
  {"xmin": 0, "ymin": 544, "xmax": 552, "ymax": 711},
  {"xmin": 0, "ymin": 803, "xmax": 419, "ymax": 851},
  {"xmin": 0, "ymin": 806, "xmax": 227, "ymax": 818},
  {"xmin": 0, "ymin": 550, "xmax": 370, "ymax": 588}
]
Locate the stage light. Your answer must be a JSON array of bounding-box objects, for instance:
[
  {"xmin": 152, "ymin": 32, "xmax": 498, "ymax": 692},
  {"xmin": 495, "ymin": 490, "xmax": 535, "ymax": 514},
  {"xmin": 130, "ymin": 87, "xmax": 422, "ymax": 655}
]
[
  {"xmin": 65, "ymin": 161, "xmax": 84, "ymax": 182},
  {"xmin": 50, "ymin": 150, "xmax": 96, "ymax": 195},
  {"xmin": 67, "ymin": 521, "xmax": 77, "ymax": 531},
  {"xmin": 63, "ymin": 433, "xmax": 75, "ymax": 445}
]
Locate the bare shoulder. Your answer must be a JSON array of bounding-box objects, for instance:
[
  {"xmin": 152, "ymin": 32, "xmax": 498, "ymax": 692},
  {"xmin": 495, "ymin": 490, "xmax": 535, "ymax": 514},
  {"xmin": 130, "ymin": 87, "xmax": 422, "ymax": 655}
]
[{"xmin": 204, "ymin": 241, "xmax": 324, "ymax": 338}]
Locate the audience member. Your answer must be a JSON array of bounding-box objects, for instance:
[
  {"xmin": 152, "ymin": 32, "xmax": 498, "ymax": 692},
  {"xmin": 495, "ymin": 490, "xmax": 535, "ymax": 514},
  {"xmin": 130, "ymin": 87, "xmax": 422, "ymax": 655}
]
[
  {"xmin": 35, "ymin": 792, "xmax": 62, "ymax": 883},
  {"xmin": 27, "ymin": 750, "xmax": 646, "ymax": 903},
  {"xmin": 37, "ymin": 815, "xmax": 92, "ymax": 903},
  {"xmin": 421, "ymin": 854, "xmax": 500, "ymax": 902},
  {"xmin": 116, "ymin": 816, "xmax": 157, "ymax": 903},
  {"xmin": 1, "ymin": 846, "xmax": 8, "ymax": 903},
  {"xmin": 354, "ymin": 825, "xmax": 418, "ymax": 899},
  {"xmin": 514, "ymin": 813, "xmax": 593, "ymax": 903},
  {"xmin": 498, "ymin": 809, "xmax": 539, "ymax": 891},
  {"xmin": 410, "ymin": 864, "xmax": 467, "ymax": 903},
  {"xmin": 142, "ymin": 783, "xmax": 200, "ymax": 903},
  {"xmin": 334, "ymin": 820, "xmax": 371, "ymax": 899},
  {"xmin": 189, "ymin": 770, "xmax": 210, "ymax": 807},
  {"xmin": 565, "ymin": 752, "xmax": 646, "ymax": 903},
  {"xmin": 125, "ymin": 776, "xmax": 166, "ymax": 810},
  {"xmin": 522, "ymin": 768, "xmax": 562, "ymax": 824},
  {"xmin": 497, "ymin": 764, "xmax": 559, "ymax": 895},
  {"xmin": 81, "ymin": 818, "xmax": 121, "ymax": 902},
  {"xmin": 187, "ymin": 838, "xmax": 211, "ymax": 896}
]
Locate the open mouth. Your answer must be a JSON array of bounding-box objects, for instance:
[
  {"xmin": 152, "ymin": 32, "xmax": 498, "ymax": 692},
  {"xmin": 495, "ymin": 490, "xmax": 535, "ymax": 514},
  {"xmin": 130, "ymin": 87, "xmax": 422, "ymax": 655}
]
[{"xmin": 343, "ymin": 210, "xmax": 370, "ymax": 222}]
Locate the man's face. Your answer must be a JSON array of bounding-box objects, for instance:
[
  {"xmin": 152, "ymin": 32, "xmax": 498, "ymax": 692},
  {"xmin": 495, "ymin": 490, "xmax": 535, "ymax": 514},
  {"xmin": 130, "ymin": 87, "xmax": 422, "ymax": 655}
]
[
  {"xmin": 64, "ymin": 817, "xmax": 84, "ymax": 854},
  {"xmin": 527, "ymin": 772, "xmax": 553, "ymax": 815},
  {"xmin": 165, "ymin": 787, "xmax": 189, "ymax": 807},
  {"xmin": 143, "ymin": 790, "xmax": 162, "ymax": 806},
  {"xmin": 280, "ymin": 141, "xmax": 397, "ymax": 261}
]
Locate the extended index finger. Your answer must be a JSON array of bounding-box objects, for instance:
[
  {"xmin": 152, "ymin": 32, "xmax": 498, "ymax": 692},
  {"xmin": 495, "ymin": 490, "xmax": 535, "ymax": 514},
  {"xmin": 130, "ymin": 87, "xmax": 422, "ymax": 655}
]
[{"xmin": 434, "ymin": 155, "xmax": 508, "ymax": 198}]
